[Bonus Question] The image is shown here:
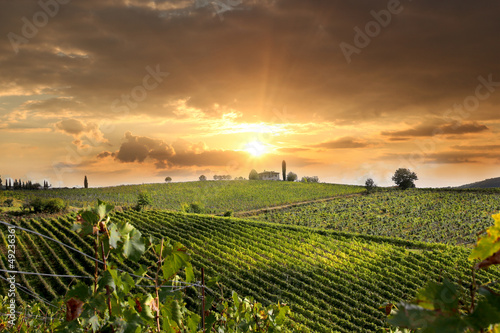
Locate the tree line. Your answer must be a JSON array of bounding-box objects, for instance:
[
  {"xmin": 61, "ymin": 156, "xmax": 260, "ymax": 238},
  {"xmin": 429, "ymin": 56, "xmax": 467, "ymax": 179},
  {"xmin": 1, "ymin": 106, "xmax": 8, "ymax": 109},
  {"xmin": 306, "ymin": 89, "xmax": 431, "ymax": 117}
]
[{"xmin": 0, "ymin": 175, "xmax": 50, "ymax": 190}]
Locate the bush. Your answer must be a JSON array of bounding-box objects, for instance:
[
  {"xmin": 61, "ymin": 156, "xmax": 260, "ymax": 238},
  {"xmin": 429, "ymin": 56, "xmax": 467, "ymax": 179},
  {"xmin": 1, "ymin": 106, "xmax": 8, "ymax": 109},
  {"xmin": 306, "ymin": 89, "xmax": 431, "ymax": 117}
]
[
  {"xmin": 286, "ymin": 172, "xmax": 298, "ymax": 182},
  {"xmin": 223, "ymin": 210, "xmax": 233, "ymax": 217},
  {"xmin": 365, "ymin": 178, "xmax": 377, "ymax": 193},
  {"xmin": 44, "ymin": 198, "xmax": 67, "ymax": 214},
  {"xmin": 136, "ymin": 192, "xmax": 152, "ymax": 211},
  {"xmin": 181, "ymin": 202, "xmax": 205, "ymax": 214},
  {"xmin": 301, "ymin": 176, "xmax": 319, "ymax": 183},
  {"xmin": 3, "ymin": 198, "xmax": 13, "ymax": 207},
  {"xmin": 28, "ymin": 197, "xmax": 67, "ymax": 214},
  {"xmin": 30, "ymin": 197, "xmax": 45, "ymax": 213},
  {"xmin": 249, "ymin": 169, "xmax": 259, "ymax": 180}
]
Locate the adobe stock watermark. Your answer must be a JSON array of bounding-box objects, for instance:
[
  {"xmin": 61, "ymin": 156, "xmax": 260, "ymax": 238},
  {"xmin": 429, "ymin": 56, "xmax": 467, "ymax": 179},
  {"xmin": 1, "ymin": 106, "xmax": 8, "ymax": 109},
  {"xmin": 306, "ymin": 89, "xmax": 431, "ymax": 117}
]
[
  {"xmin": 195, "ymin": 0, "xmax": 243, "ymax": 21},
  {"xmin": 108, "ymin": 65, "xmax": 169, "ymax": 118},
  {"xmin": 7, "ymin": 0, "xmax": 71, "ymax": 54},
  {"xmin": 52, "ymin": 64, "xmax": 169, "ymax": 186},
  {"xmin": 399, "ymin": 74, "xmax": 500, "ymax": 170},
  {"xmin": 7, "ymin": 226, "xmax": 17, "ymax": 327},
  {"xmin": 339, "ymin": 0, "xmax": 410, "ymax": 64}
]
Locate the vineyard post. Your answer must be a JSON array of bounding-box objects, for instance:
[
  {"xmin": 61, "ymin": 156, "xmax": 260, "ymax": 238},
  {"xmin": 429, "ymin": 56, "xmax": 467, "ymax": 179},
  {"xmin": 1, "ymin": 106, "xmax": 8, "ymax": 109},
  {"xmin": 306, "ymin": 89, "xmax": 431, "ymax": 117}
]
[
  {"xmin": 100, "ymin": 241, "xmax": 112, "ymax": 315},
  {"xmin": 94, "ymin": 230, "xmax": 99, "ymax": 293},
  {"xmin": 201, "ymin": 267, "xmax": 205, "ymax": 333},
  {"xmin": 154, "ymin": 239, "xmax": 164, "ymax": 332}
]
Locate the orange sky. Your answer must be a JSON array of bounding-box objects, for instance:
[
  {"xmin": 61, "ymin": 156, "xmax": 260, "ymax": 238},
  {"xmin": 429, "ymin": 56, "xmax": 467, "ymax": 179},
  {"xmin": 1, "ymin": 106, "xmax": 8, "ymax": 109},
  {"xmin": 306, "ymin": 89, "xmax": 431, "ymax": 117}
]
[{"xmin": 1, "ymin": 0, "xmax": 500, "ymax": 188}]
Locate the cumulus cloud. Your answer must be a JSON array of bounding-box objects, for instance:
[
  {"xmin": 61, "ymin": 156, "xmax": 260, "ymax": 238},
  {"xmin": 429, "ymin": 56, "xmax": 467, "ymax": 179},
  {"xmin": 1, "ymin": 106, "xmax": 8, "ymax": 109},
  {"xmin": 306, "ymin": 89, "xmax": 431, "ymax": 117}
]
[
  {"xmin": 55, "ymin": 118, "xmax": 108, "ymax": 148},
  {"xmin": 112, "ymin": 132, "xmax": 248, "ymax": 169},
  {"xmin": 56, "ymin": 119, "xmax": 87, "ymax": 135}
]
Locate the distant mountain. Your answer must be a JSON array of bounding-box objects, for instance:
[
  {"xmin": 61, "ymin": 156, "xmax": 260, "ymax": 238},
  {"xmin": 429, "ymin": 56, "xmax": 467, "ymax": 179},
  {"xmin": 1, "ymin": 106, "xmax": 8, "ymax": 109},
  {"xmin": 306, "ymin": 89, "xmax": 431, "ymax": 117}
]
[{"xmin": 458, "ymin": 177, "xmax": 500, "ymax": 189}]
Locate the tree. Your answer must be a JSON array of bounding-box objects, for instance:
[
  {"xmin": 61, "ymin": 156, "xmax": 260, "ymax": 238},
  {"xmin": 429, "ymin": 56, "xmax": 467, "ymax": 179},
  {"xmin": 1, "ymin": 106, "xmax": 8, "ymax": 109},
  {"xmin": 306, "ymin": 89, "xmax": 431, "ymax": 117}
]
[
  {"xmin": 249, "ymin": 169, "xmax": 259, "ymax": 180},
  {"xmin": 365, "ymin": 178, "xmax": 377, "ymax": 193},
  {"xmin": 282, "ymin": 160, "xmax": 286, "ymax": 181},
  {"xmin": 136, "ymin": 191, "xmax": 152, "ymax": 211},
  {"xmin": 392, "ymin": 168, "xmax": 418, "ymax": 190},
  {"xmin": 199, "ymin": 175, "xmax": 207, "ymax": 181},
  {"xmin": 286, "ymin": 172, "xmax": 297, "ymax": 181},
  {"xmin": 301, "ymin": 176, "xmax": 319, "ymax": 183},
  {"xmin": 84, "ymin": 175, "xmax": 88, "ymax": 189},
  {"xmin": 0, "ymin": 176, "xmax": 2, "ymax": 189},
  {"xmin": 165, "ymin": 176, "xmax": 172, "ymax": 183}
]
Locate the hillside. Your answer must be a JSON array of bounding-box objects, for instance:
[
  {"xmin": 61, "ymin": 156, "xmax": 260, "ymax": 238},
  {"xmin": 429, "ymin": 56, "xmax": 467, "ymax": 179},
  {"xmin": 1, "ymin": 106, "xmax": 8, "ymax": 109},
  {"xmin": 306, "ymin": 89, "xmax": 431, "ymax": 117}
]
[
  {"xmin": 19, "ymin": 181, "xmax": 364, "ymax": 214},
  {"xmin": 458, "ymin": 177, "xmax": 500, "ymax": 189},
  {"xmin": 1, "ymin": 211, "xmax": 498, "ymax": 332},
  {"xmin": 249, "ymin": 189, "xmax": 500, "ymax": 245}
]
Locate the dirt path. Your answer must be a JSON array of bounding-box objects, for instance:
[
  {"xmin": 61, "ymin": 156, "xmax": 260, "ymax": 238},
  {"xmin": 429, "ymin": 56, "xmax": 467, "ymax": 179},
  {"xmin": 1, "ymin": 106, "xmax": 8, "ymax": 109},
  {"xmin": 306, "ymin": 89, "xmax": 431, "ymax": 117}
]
[{"xmin": 234, "ymin": 192, "xmax": 364, "ymax": 218}]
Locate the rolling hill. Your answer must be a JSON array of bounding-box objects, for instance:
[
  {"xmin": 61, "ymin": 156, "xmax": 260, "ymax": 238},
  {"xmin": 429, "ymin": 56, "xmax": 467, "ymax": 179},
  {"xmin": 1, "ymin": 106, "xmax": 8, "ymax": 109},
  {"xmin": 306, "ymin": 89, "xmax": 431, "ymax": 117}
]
[
  {"xmin": 1, "ymin": 210, "xmax": 498, "ymax": 332},
  {"xmin": 458, "ymin": 177, "xmax": 500, "ymax": 189}
]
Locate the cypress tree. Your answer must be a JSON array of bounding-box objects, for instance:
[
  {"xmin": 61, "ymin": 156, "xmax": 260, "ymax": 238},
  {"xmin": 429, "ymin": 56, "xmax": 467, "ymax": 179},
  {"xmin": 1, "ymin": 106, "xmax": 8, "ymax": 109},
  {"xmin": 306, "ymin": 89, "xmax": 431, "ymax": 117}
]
[
  {"xmin": 282, "ymin": 160, "xmax": 286, "ymax": 181},
  {"xmin": 84, "ymin": 175, "xmax": 88, "ymax": 189}
]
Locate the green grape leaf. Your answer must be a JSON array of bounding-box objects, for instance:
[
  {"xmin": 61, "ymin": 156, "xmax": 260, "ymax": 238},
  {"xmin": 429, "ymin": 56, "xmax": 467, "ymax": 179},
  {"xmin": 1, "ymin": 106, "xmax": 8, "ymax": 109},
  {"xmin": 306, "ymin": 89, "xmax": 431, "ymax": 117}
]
[
  {"xmin": 161, "ymin": 299, "xmax": 182, "ymax": 329},
  {"xmin": 96, "ymin": 200, "xmax": 114, "ymax": 221},
  {"xmin": 120, "ymin": 226, "xmax": 146, "ymax": 262},
  {"xmin": 108, "ymin": 223, "xmax": 121, "ymax": 249},
  {"xmin": 470, "ymin": 213, "xmax": 500, "ymax": 261},
  {"xmin": 98, "ymin": 270, "xmax": 116, "ymax": 294},
  {"xmin": 67, "ymin": 281, "xmax": 91, "ymax": 302},
  {"xmin": 185, "ymin": 262, "xmax": 194, "ymax": 283},
  {"xmin": 388, "ymin": 302, "xmax": 437, "ymax": 329},
  {"xmin": 466, "ymin": 287, "xmax": 500, "ymax": 330},
  {"xmin": 137, "ymin": 295, "xmax": 156, "ymax": 321},
  {"xmin": 74, "ymin": 211, "xmax": 99, "ymax": 236},
  {"xmin": 161, "ymin": 243, "xmax": 190, "ymax": 280},
  {"xmin": 205, "ymin": 313, "xmax": 217, "ymax": 331},
  {"xmin": 416, "ymin": 279, "xmax": 458, "ymax": 313},
  {"xmin": 187, "ymin": 313, "xmax": 200, "ymax": 333},
  {"xmin": 275, "ymin": 305, "xmax": 290, "ymax": 325},
  {"xmin": 232, "ymin": 291, "xmax": 240, "ymax": 308}
]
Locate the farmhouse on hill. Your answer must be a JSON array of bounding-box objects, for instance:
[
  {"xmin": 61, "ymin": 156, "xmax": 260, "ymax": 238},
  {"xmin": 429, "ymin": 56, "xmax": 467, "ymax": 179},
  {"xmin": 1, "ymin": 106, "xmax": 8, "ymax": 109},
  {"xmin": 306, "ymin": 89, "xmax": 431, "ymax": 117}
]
[{"xmin": 258, "ymin": 170, "xmax": 280, "ymax": 180}]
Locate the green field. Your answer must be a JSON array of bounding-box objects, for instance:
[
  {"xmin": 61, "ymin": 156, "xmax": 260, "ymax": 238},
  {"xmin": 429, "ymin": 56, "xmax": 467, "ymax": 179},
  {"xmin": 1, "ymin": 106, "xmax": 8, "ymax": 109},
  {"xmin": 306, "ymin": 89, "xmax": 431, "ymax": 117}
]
[
  {"xmin": 2, "ymin": 184, "xmax": 500, "ymax": 331},
  {"xmin": 19, "ymin": 181, "xmax": 364, "ymax": 214},
  {"xmin": 1, "ymin": 210, "xmax": 499, "ymax": 332},
  {"xmin": 250, "ymin": 189, "xmax": 500, "ymax": 245}
]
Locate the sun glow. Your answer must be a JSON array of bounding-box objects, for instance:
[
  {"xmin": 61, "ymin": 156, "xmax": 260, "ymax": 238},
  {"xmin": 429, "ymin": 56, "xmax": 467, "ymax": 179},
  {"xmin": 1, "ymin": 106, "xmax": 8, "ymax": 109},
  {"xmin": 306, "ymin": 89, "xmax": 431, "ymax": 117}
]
[{"xmin": 245, "ymin": 140, "xmax": 267, "ymax": 157}]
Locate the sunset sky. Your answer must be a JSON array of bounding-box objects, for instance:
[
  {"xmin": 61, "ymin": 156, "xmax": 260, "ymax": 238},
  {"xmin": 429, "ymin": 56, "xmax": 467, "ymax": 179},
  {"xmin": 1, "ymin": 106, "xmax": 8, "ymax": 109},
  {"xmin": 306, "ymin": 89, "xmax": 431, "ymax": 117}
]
[{"xmin": 1, "ymin": 0, "xmax": 499, "ymax": 188}]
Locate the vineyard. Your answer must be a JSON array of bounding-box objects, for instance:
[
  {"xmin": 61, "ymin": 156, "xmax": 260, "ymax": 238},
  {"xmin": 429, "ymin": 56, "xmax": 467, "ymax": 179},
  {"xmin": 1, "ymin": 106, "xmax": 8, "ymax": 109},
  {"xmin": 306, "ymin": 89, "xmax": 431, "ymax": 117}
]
[
  {"xmin": 2, "ymin": 210, "xmax": 499, "ymax": 332},
  {"xmin": 250, "ymin": 189, "xmax": 500, "ymax": 245},
  {"xmin": 18, "ymin": 181, "xmax": 364, "ymax": 213}
]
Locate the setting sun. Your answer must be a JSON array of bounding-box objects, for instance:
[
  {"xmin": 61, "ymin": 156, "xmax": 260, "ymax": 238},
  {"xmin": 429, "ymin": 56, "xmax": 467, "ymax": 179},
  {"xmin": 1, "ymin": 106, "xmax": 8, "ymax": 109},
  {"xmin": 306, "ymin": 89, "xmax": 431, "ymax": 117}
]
[{"xmin": 245, "ymin": 141, "xmax": 267, "ymax": 157}]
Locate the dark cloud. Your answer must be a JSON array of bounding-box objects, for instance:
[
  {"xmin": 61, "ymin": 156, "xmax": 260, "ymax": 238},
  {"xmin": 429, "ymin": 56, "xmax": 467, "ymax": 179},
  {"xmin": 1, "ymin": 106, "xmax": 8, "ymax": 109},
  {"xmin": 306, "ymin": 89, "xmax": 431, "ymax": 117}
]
[
  {"xmin": 382, "ymin": 122, "xmax": 489, "ymax": 138},
  {"xmin": 112, "ymin": 132, "xmax": 249, "ymax": 168},
  {"xmin": 424, "ymin": 152, "xmax": 493, "ymax": 164},
  {"xmin": 97, "ymin": 151, "xmax": 114, "ymax": 159},
  {"xmin": 1, "ymin": 0, "xmax": 499, "ymax": 124},
  {"xmin": 55, "ymin": 119, "xmax": 87, "ymax": 135},
  {"xmin": 310, "ymin": 137, "xmax": 370, "ymax": 149}
]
